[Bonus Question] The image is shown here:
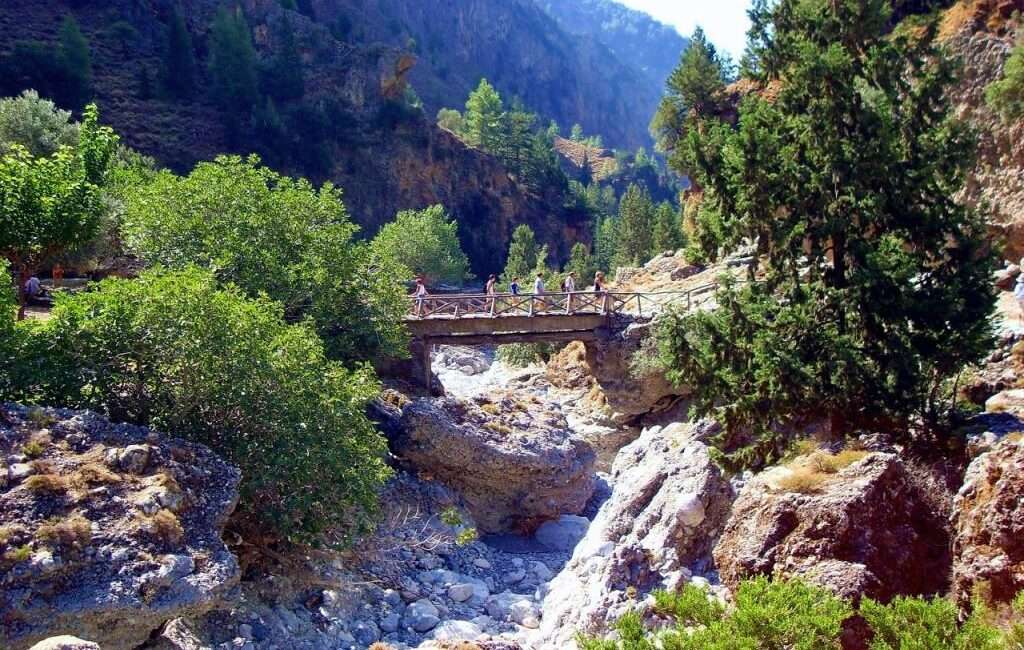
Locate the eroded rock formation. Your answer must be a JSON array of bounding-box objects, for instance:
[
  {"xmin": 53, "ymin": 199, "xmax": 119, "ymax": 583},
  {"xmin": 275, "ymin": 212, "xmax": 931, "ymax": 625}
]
[
  {"xmin": 536, "ymin": 421, "xmax": 733, "ymax": 646},
  {"xmin": 713, "ymin": 452, "xmax": 951, "ymax": 602},
  {"xmin": 952, "ymin": 435, "xmax": 1024, "ymax": 609},
  {"xmin": 0, "ymin": 404, "xmax": 240, "ymax": 650},
  {"xmin": 393, "ymin": 395, "xmax": 596, "ymax": 533}
]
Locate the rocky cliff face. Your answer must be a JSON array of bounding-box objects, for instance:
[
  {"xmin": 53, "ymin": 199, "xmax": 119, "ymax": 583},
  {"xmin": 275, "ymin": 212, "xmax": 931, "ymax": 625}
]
[
  {"xmin": 0, "ymin": 404, "xmax": 240, "ymax": 650},
  {"xmin": 943, "ymin": 10, "xmax": 1024, "ymax": 261}
]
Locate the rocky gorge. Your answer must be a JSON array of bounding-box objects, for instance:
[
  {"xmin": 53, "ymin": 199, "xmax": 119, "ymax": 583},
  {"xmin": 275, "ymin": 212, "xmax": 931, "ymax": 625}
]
[{"xmin": 5, "ymin": 248, "xmax": 1024, "ymax": 650}]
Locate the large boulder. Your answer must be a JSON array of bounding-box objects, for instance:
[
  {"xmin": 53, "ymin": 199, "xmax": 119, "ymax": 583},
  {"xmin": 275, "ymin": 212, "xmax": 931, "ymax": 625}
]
[
  {"xmin": 0, "ymin": 404, "xmax": 241, "ymax": 650},
  {"xmin": 713, "ymin": 452, "xmax": 951, "ymax": 602},
  {"xmin": 952, "ymin": 435, "xmax": 1024, "ymax": 609},
  {"xmin": 393, "ymin": 395, "xmax": 596, "ymax": 533},
  {"xmin": 536, "ymin": 421, "xmax": 734, "ymax": 647}
]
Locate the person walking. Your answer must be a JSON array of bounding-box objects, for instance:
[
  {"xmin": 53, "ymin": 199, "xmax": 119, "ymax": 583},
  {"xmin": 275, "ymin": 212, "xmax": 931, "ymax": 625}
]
[
  {"xmin": 510, "ymin": 277, "xmax": 521, "ymax": 295},
  {"xmin": 414, "ymin": 278, "xmax": 429, "ymax": 317},
  {"xmin": 532, "ymin": 272, "xmax": 546, "ymax": 315},
  {"xmin": 563, "ymin": 271, "xmax": 576, "ymax": 313},
  {"xmin": 594, "ymin": 271, "xmax": 608, "ymax": 313},
  {"xmin": 1015, "ymin": 272, "xmax": 1024, "ymax": 324},
  {"xmin": 485, "ymin": 274, "xmax": 497, "ymax": 295}
]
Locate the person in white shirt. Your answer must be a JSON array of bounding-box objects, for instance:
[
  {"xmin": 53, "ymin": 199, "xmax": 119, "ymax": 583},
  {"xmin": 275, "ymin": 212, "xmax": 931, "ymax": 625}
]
[
  {"xmin": 1015, "ymin": 273, "xmax": 1024, "ymax": 323},
  {"xmin": 532, "ymin": 273, "xmax": 545, "ymax": 315},
  {"xmin": 563, "ymin": 272, "xmax": 576, "ymax": 313},
  {"xmin": 24, "ymin": 276, "xmax": 41, "ymax": 299}
]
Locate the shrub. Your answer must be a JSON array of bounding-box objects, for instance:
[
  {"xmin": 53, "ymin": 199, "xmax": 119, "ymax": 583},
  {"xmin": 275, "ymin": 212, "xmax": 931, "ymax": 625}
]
[
  {"xmin": 36, "ymin": 513, "xmax": 91, "ymax": 549},
  {"xmin": 138, "ymin": 509, "xmax": 184, "ymax": 547},
  {"xmin": 10, "ymin": 267, "xmax": 392, "ymax": 545},
  {"xmin": 370, "ymin": 204, "xmax": 471, "ymax": 286},
  {"xmin": 121, "ymin": 155, "xmax": 407, "ymax": 364},
  {"xmin": 860, "ymin": 594, "xmax": 1003, "ymax": 650},
  {"xmin": 496, "ymin": 342, "xmax": 561, "ymax": 367},
  {"xmin": 986, "ymin": 41, "xmax": 1024, "ymax": 122}
]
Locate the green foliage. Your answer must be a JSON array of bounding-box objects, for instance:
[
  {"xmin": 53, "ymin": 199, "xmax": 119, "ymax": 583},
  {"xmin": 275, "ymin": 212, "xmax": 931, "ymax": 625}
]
[
  {"xmin": 565, "ymin": 242, "xmax": 597, "ymax": 287},
  {"xmin": 613, "ymin": 183, "xmax": 655, "ymax": 268},
  {"xmin": 496, "ymin": 342, "xmax": 560, "ymax": 367},
  {"xmin": 651, "ymin": 0, "xmax": 996, "ymax": 467},
  {"xmin": 57, "ymin": 16, "xmax": 92, "ymax": 109},
  {"xmin": 986, "ymin": 41, "xmax": 1024, "ymax": 122},
  {"xmin": 571, "ymin": 123, "xmax": 585, "ymax": 141},
  {"xmin": 437, "ymin": 108, "xmax": 465, "ymax": 134},
  {"xmin": 209, "ymin": 6, "xmax": 259, "ymax": 114},
  {"xmin": 594, "ymin": 215, "xmax": 620, "ymax": 274},
  {"xmin": 121, "ymin": 155, "xmax": 407, "ymax": 363},
  {"xmin": 502, "ymin": 224, "xmax": 540, "ymax": 285},
  {"xmin": 652, "ymin": 201, "xmax": 685, "ymax": 253},
  {"xmin": 5, "ymin": 268, "xmax": 391, "ymax": 545},
  {"xmin": 860, "ymin": 595, "xmax": 1003, "ymax": 650},
  {"xmin": 651, "ymin": 27, "xmax": 729, "ymax": 161},
  {"xmin": 371, "ymin": 204, "xmax": 471, "ymax": 285},
  {"xmin": 463, "ymin": 79, "xmax": 504, "ymax": 150},
  {"xmin": 0, "ymin": 90, "xmax": 79, "ymax": 157},
  {"xmin": 579, "ymin": 577, "xmax": 851, "ymax": 650},
  {"xmin": 161, "ymin": 8, "xmax": 197, "ymax": 99},
  {"xmin": 105, "ymin": 21, "xmax": 139, "ymax": 55},
  {"xmin": 261, "ymin": 16, "xmax": 305, "ymax": 101},
  {"xmin": 0, "ymin": 104, "xmax": 117, "ymax": 313}
]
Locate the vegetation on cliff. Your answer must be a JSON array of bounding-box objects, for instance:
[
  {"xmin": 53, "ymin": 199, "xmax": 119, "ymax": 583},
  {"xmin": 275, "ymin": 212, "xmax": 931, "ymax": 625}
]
[{"xmin": 650, "ymin": 0, "xmax": 996, "ymax": 467}]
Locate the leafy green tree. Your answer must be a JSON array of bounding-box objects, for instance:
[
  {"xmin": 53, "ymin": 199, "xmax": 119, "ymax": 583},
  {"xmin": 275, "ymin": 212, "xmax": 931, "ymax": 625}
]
[
  {"xmin": 121, "ymin": 155, "xmax": 407, "ymax": 363},
  {"xmin": 0, "ymin": 90, "xmax": 78, "ymax": 157},
  {"xmin": 651, "ymin": 0, "xmax": 996, "ymax": 468},
  {"xmin": 8, "ymin": 267, "xmax": 391, "ymax": 545},
  {"xmin": 986, "ymin": 41, "xmax": 1024, "ymax": 122},
  {"xmin": 209, "ymin": 6, "xmax": 259, "ymax": 114},
  {"xmin": 371, "ymin": 204, "xmax": 471, "ymax": 285},
  {"xmin": 651, "ymin": 27, "xmax": 729, "ymax": 167},
  {"xmin": 161, "ymin": 7, "xmax": 197, "ymax": 99},
  {"xmin": 437, "ymin": 108, "xmax": 465, "ymax": 134},
  {"xmin": 652, "ymin": 201, "xmax": 685, "ymax": 253},
  {"xmin": 261, "ymin": 16, "xmax": 304, "ymax": 101},
  {"xmin": 0, "ymin": 104, "xmax": 117, "ymax": 318},
  {"xmin": 463, "ymin": 78, "xmax": 504, "ymax": 150},
  {"xmin": 614, "ymin": 183, "xmax": 655, "ymax": 267},
  {"xmin": 564, "ymin": 242, "xmax": 597, "ymax": 287},
  {"xmin": 501, "ymin": 224, "xmax": 539, "ymax": 286}
]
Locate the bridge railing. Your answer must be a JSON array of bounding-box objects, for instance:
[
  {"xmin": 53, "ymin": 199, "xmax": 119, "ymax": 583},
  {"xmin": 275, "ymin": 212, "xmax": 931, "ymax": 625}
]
[{"xmin": 406, "ymin": 284, "xmax": 720, "ymax": 319}]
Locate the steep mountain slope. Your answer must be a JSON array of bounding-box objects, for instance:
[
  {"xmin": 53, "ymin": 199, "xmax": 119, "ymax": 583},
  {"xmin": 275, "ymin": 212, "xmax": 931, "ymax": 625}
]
[
  {"xmin": 0, "ymin": 0, "xmax": 594, "ymax": 274},
  {"xmin": 318, "ymin": 0, "xmax": 663, "ymax": 149},
  {"xmin": 540, "ymin": 0, "xmax": 689, "ymax": 106}
]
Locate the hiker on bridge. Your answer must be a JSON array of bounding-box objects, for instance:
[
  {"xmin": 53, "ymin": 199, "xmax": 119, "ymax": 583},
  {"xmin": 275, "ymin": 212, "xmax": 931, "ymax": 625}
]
[
  {"xmin": 532, "ymin": 272, "xmax": 546, "ymax": 315},
  {"xmin": 510, "ymin": 277, "xmax": 521, "ymax": 296},
  {"xmin": 562, "ymin": 271, "xmax": 577, "ymax": 313},
  {"xmin": 413, "ymin": 278, "xmax": 429, "ymax": 317},
  {"xmin": 485, "ymin": 274, "xmax": 497, "ymax": 295}
]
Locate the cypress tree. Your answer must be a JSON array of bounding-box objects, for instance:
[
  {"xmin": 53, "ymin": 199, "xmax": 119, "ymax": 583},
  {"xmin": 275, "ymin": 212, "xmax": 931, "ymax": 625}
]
[
  {"xmin": 209, "ymin": 6, "xmax": 260, "ymax": 113},
  {"xmin": 501, "ymin": 224, "xmax": 539, "ymax": 286},
  {"xmin": 614, "ymin": 183, "xmax": 655, "ymax": 268},
  {"xmin": 58, "ymin": 15, "xmax": 92, "ymax": 108},
  {"xmin": 463, "ymin": 79, "xmax": 504, "ymax": 151},
  {"xmin": 161, "ymin": 7, "xmax": 197, "ymax": 99}
]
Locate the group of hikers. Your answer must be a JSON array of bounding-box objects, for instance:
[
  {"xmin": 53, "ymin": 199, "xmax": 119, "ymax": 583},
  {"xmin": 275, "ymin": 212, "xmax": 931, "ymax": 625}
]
[{"xmin": 412, "ymin": 270, "xmax": 608, "ymax": 317}]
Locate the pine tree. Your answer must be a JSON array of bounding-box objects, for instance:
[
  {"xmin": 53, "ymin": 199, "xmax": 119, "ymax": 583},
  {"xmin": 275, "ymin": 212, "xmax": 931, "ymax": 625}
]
[
  {"xmin": 653, "ymin": 0, "xmax": 996, "ymax": 467},
  {"xmin": 499, "ymin": 104, "xmax": 536, "ymax": 176},
  {"xmin": 161, "ymin": 7, "xmax": 196, "ymax": 99},
  {"xmin": 652, "ymin": 201, "xmax": 685, "ymax": 253},
  {"xmin": 501, "ymin": 224, "xmax": 539, "ymax": 286},
  {"xmin": 614, "ymin": 183, "xmax": 655, "ymax": 267},
  {"xmin": 209, "ymin": 6, "xmax": 260, "ymax": 113},
  {"xmin": 570, "ymin": 123, "xmax": 584, "ymax": 141},
  {"xmin": 58, "ymin": 15, "xmax": 92, "ymax": 108},
  {"xmin": 651, "ymin": 27, "xmax": 729, "ymax": 170},
  {"xmin": 463, "ymin": 79, "xmax": 504, "ymax": 151}
]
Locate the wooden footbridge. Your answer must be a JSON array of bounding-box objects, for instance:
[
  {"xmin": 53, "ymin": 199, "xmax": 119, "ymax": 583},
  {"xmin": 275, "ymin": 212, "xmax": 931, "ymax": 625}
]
[{"xmin": 404, "ymin": 287, "xmax": 717, "ymax": 344}]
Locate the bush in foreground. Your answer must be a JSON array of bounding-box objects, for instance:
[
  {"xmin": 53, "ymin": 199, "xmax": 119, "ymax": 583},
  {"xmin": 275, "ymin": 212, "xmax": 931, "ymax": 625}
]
[
  {"xmin": 4, "ymin": 267, "xmax": 392, "ymax": 545},
  {"xmin": 579, "ymin": 577, "xmax": 1019, "ymax": 650}
]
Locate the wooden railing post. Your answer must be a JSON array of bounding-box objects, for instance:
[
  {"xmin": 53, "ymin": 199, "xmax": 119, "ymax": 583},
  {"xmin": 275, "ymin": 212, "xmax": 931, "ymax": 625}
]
[{"xmin": 636, "ymin": 294, "xmax": 642, "ymax": 316}]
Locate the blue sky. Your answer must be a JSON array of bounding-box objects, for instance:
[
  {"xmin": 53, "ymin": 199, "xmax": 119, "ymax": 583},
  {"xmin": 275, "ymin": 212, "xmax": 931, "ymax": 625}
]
[{"xmin": 617, "ymin": 0, "xmax": 752, "ymax": 60}]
